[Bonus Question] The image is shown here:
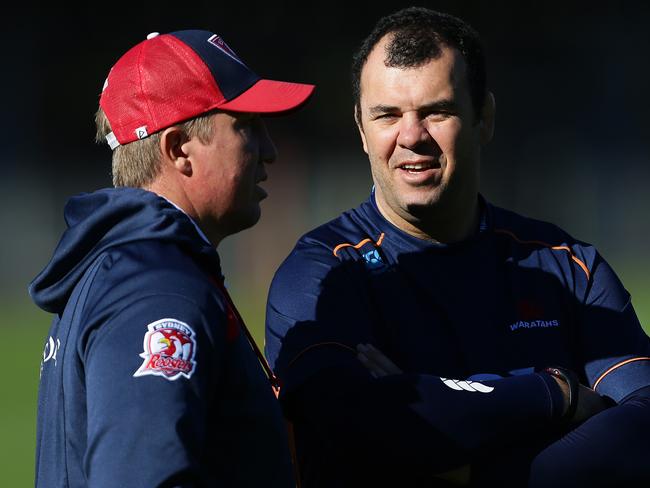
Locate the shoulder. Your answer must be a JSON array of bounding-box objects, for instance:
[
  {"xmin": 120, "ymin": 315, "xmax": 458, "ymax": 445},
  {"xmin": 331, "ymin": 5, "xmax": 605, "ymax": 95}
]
[
  {"xmin": 84, "ymin": 239, "xmax": 225, "ymax": 326},
  {"xmin": 490, "ymin": 204, "xmax": 576, "ymax": 244},
  {"xmin": 272, "ymin": 202, "xmax": 382, "ymax": 286},
  {"xmin": 286, "ymin": 197, "xmax": 387, "ymax": 265},
  {"xmin": 488, "ymin": 203, "xmax": 598, "ymax": 279},
  {"xmin": 108, "ymin": 239, "xmax": 210, "ymax": 287},
  {"xmin": 303, "ymin": 203, "xmax": 380, "ymax": 254},
  {"xmin": 73, "ymin": 239, "xmax": 233, "ymax": 368}
]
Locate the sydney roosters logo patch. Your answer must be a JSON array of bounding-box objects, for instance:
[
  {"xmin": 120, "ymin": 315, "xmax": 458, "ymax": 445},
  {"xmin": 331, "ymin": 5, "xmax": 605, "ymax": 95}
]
[{"xmin": 133, "ymin": 318, "xmax": 197, "ymax": 381}]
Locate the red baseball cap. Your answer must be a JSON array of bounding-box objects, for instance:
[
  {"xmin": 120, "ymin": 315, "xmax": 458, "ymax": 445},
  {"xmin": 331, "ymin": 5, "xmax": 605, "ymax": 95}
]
[{"xmin": 100, "ymin": 30, "xmax": 315, "ymax": 148}]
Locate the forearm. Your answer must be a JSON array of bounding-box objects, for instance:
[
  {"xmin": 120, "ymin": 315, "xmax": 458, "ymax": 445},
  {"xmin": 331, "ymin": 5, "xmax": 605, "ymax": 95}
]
[
  {"xmin": 286, "ymin": 365, "xmax": 564, "ymax": 475},
  {"xmin": 382, "ymin": 371, "xmax": 564, "ymax": 452}
]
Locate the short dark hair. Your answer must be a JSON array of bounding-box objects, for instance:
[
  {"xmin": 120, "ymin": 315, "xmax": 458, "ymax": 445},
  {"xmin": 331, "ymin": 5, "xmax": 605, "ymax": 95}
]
[{"xmin": 352, "ymin": 7, "xmax": 486, "ymax": 122}]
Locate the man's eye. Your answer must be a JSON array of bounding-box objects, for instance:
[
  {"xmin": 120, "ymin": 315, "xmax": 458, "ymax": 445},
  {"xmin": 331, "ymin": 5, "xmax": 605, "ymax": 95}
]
[
  {"xmin": 427, "ymin": 111, "xmax": 452, "ymax": 119},
  {"xmin": 375, "ymin": 113, "xmax": 397, "ymax": 120}
]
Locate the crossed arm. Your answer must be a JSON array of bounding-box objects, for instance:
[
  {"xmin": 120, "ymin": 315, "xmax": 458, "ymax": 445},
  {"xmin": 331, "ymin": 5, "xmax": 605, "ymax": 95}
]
[
  {"xmin": 268, "ymin": 248, "xmax": 650, "ymax": 486},
  {"xmin": 356, "ymin": 343, "xmax": 615, "ymax": 486},
  {"xmin": 279, "ymin": 345, "xmax": 582, "ymax": 486}
]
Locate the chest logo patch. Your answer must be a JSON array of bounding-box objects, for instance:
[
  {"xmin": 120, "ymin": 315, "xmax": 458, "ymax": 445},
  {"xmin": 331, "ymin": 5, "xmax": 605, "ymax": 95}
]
[
  {"xmin": 362, "ymin": 248, "xmax": 384, "ymax": 268},
  {"xmin": 509, "ymin": 319, "xmax": 560, "ymax": 331},
  {"xmin": 510, "ymin": 299, "xmax": 560, "ymax": 332},
  {"xmin": 133, "ymin": 318, "xmax": 197, "ymax": 381}
]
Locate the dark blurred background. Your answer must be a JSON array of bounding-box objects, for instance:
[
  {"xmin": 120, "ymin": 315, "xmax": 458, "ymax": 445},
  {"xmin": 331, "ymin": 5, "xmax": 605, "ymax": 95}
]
[{"xmin": 3, "ymin": 1, "xmax": 649, "ymax": 483}]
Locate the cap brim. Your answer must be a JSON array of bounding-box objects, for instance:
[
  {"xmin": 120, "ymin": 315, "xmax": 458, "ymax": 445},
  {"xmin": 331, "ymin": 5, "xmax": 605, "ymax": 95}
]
[{"xmin": 219, "ymin": 79, "xmax": 315, "ymax": 114}]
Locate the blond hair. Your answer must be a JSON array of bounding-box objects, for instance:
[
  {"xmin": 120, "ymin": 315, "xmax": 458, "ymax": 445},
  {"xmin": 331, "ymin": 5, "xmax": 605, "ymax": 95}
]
[{"xmin": 95, "ymin": 108, "xmax": 217, "ymax": 187}]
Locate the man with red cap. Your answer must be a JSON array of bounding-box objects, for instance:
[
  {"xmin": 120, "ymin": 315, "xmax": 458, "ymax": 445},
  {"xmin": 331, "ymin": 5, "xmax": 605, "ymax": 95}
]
[{"xmin": 29, "ymin": 30, "xmax": 314, "ymax": 487}]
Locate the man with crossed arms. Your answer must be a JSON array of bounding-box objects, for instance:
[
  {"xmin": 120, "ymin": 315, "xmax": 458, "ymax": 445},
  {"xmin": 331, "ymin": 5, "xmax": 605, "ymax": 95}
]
[{"xmin": 266, "ymin": 7, "xmax": 650, "ymax": 487}]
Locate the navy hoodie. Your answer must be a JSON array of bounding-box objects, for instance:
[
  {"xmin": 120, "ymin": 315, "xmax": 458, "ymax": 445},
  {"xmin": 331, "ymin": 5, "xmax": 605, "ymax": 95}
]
[{"xmin": 30, "ymin": 188, "xmax": 294, "ymax": 488}]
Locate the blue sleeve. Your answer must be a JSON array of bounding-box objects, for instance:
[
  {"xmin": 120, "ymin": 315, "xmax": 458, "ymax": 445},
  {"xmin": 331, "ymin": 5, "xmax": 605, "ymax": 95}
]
[
  {"xmin": 527, "ymin": 251, "xmax": 650, "ymax": 486},
  {"xmin": 291, "ymin": 367, "xmax": 566, "ymax": 482},
  {"xmin": 578, "ymin": 252, "xmax": 650, "ymax": 399},
  {"xmin": 529, "ymin": 386, "xmax": 650, "ymax": 487},
  {"xmin": 82, "ymin": 293, "xmax": 224, "ymax": 488},
  {"xmin": 265, "ymin": 244, "xmax": 382, "ymax": 392},
  {"xmin": 266, "ymin": 244, "xmax": 566, "ymax": 480},
  {"xmin": 266, "ymin": 243, "xmax": 377, "ymax": 391}
]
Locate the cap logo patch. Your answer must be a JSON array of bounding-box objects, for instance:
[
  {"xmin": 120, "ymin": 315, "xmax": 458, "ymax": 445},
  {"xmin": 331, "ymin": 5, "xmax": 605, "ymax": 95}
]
[
  {"xmin": 207, "ymin": 34, "xmax": 246, "ymax": 67},
  {"xmin": 134, "ymin": 318, "xmax": 197, "ymax": 381},
  {"xmin": 135, "ymin": 126, "xmax": 149, "ymax": 139}
]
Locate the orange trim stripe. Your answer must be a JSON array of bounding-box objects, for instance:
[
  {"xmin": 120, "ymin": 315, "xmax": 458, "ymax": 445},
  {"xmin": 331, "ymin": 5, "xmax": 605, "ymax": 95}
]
[
  {"xmin": 287, "ymin": 341, "xmax": 357, "ymax": 369},
  {"xmin": 593, "ymin": 357, "xmax": 650, "ymax": 391},
  {"xmin": 494, "ymin": 228, "xmax": 591, "ymax": 280},
  {"xmin": 332, "ymin": 233, "xmax": 385, "ymax": 257}
]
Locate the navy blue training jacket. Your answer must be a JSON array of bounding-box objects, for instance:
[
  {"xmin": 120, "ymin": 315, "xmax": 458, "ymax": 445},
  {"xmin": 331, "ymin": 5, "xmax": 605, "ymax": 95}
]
[
  {"xmin": 266, "ymin": 192, "xmax": 650, "ymax": 487},
  {"xmin": 30, "ymin": 188, "xmax": 294, "ymax": 488}
]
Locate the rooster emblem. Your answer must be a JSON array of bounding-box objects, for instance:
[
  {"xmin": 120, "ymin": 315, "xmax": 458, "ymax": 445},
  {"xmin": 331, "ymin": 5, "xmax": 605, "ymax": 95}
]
[
  {"xmin": 153, "ymin": 330, "xmax": 192, "ymax": 359},
  {"xmin": 133, "ymin": 318, "xmax": 197, "ymax": 381}
]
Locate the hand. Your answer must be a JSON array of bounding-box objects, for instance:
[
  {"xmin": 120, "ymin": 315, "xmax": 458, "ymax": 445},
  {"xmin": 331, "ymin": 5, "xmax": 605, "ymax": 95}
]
[
  {"xmin": 356, "ymin": 343, "xmax": 402, "ymax": 378},
  {"xmin": 356, "ymin": 343, "xmax": 471, "ymax": 485},
  {"xmin": 550, "ymin": 376, "xmax": 612, "ymax": 424},
  {"xmin": 573, "ymin": 384, "xmax": 613, "ymax": 423}
]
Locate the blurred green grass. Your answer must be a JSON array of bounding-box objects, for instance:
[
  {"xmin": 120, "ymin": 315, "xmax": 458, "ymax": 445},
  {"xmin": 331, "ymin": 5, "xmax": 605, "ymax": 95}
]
[
  {"xmin": 3, "ymin": 268, "xmax": 649, "ymax": 485},
  {"xmin": 2, "ymin": 300, "xmax": 51, "ymax": 483}
]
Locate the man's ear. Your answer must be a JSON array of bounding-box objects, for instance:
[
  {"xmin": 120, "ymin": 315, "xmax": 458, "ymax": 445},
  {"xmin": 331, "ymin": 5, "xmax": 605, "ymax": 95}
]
[
  {"xmin": 354, "ymin": 105, "xmax": 369, "ymax": 155},
  {"xmin": 480, "ymin": 91, "xmax": 496, "ymax": 145},
  {"xmin": 160, "ymin": 127, "xmax": 192, "ymax": 176}
]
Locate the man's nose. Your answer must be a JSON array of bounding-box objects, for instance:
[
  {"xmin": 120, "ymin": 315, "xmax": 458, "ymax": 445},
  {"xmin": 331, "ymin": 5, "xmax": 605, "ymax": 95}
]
[{"xmin": 396, "ymin": 114, "xmax": 432, "ymax": 149}]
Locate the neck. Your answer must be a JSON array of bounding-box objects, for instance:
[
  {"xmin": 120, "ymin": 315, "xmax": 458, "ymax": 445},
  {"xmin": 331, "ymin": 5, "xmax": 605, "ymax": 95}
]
[
  {"xmin": 375, "ymin": 193, "xmax": 480, "ymax": 244},
  {"xmin": 145, "ymin": 179, "xmax": 222, "ymax": 248}
]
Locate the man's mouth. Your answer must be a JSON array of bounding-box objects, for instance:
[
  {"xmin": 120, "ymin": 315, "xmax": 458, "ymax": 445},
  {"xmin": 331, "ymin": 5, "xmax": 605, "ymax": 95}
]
[{"xmin": 397, "ymin": 161, "xmax": 439, "ymax": 173}]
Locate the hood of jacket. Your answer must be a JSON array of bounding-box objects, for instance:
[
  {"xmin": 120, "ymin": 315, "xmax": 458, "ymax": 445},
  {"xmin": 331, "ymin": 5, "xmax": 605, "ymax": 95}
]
[{"xmin": 29, "ymin": 187, "xmax": 220, "ymax": 314}]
